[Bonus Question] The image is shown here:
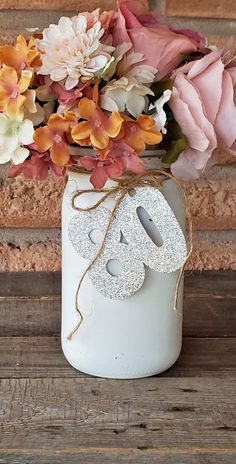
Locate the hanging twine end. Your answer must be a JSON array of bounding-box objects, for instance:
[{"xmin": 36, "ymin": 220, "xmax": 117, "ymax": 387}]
[{"xmin": 67, "ymin": 318, "xmax": 83, "ymax": 341}]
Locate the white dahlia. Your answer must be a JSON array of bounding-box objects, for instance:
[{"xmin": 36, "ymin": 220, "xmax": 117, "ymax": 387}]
[{"xmin": 36, "ymin": 15, "xmax": 114, "ymax": 90}]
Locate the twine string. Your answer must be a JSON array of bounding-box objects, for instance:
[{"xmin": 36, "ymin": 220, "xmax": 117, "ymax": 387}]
[{"xmin": 67, "ymin": 168, "xmax": 193, "ymax": 341}]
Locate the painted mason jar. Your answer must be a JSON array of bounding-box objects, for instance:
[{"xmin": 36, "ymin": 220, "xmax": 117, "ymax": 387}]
[{"xmin": 61, "ymin": 151, "xmax": 187, "ymax": 379}]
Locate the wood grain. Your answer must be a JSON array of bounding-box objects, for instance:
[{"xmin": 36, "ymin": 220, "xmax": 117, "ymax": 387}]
[
  {"xmin": 0, "ymin": 377, "xmax": 235, "ymax": 452},
  {"xmin": 1, "ymin": 294, "xmax": 236, "ymax": 337},
  {"xmin": 184, "ymin": 271, "xmax": 236, "ymax": 296},
  {"xmin": 183, "ymin": 296, "xmax": 236, "ymax": 337},
  {"xmin": 1, "ymin": 450, "xmax": 236, "ymax": 464},
  {"xmin": 1, "ymin": 271, "xmax": 235, "ymax": 297},
  {"xmin": 0, "ymin": 270, "xmax": 235, "ymax": 462},
  {"xmin": 0, "ymin": 336, "xmax": 235, "ymax": 378},
  {"xmin": 166, "ymin": 0, "xmax": 236, "ymax": 19},
  {"xmin": 0, "ymin": 271, "xmax": 61, "ymax": 296},
  {"xmin": 0, "ymin": 296, "xmax": 61, "ymax": 336},
  {"xmin": 0, "ymin": 271, "xmax": 235, "ymax": 337}
]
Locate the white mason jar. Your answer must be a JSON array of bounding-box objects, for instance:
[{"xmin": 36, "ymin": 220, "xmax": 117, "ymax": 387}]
[{"xmin": 61, "ymin": 151, "xmax": 186, "ymax": 379}]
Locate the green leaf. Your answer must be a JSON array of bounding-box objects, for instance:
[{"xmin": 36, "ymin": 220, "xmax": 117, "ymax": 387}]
[
  {"xmin": 150, "ymin": 79, "xmax": 173, "ymax": 99},
  {"xmin": 166, "ymin": 119, "xmax": 183, "ymax": 139},
  {"xmin": 162, "ymin": 136, "xmax": 188, "ymax": 164},
  {"xmin": 180, "ymin": 51, "xmax": 205, "ymax": 65},
  {"xmin": 146, "ymin": 107, "xmax": 156, "ymax": 116}
]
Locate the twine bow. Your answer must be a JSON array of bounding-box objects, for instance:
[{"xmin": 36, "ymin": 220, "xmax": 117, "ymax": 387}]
[{"xmin": 67, "ymin": 168, "xmax": 193, "ymax": 341}]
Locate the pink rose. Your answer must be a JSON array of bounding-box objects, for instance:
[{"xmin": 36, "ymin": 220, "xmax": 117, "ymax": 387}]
[
  {"xmin": 119, "ymin": 0, "xmax": 148, "ymax": 16},
  {"xmin": 135, "ymin": 7, "xmax": 208, "ymax": 52},
  {"xmin": 216, "ymin": 58, "xmax": 236, "ymax": 153},
  {"xmin": 112, "ymin": 3, "xmax": 197, "ymax": 79},
  {"xmin": 169, "ymin": 50, "xmax": 236, "ymax": 180}
]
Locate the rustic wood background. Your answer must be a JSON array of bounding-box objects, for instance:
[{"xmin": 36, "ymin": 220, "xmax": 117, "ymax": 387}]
[
  {"xmin": 0, "ymin": 270, "xmax": 235, "ymax": 463},
  {"xmin": 0, "ymin": 3, "xmax": 235, "ymax": 463},
  {"xmin": 0, "ymin": 0, "xmax": 235, "ymax": 272}
]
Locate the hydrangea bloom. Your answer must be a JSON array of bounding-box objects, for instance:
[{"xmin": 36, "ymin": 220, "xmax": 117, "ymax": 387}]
[
  {"xmin": 101, "ymin": 77, "xmax": 154, "ymax": 117},
  {"xmin": 0, "ymin": 112, "xmax": 34, "ymax": 165}
]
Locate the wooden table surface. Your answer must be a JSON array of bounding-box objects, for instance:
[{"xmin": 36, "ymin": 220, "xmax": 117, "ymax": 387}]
[{"xmin": 0, "ymin": 271, "xmax": 235, "ymax": 464}]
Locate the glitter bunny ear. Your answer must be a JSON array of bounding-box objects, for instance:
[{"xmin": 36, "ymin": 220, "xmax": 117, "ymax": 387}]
[
  {"xmin": 68, "ymin": 206, "xmax": 116, "ymax": 260},
  {"xmin": 116, "ymin": 187, "xmax": 187, "ymax": 273},
  {"xmin": 68, "ymin": 187, "xmax": 187, "ymax": 300},
  {"xmin": 88, "ymin": 240, "xmax": 145, "ymax": 300},
  {"xmin": 68, "ymin": 204, "xmax": 145, "ymax": 299}
]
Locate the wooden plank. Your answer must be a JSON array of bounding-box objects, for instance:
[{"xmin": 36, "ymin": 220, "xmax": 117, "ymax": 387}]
[
  {"xmin": 0, "ymin": 450, "xmax": 235, "ymax": 464},
  {"xmin": 1, "ymin": 293, "xmax": 236, "ymax": 337},
  {"xmin": 184, "ymin": 271, "xmax": 236, "ymax": 297},
  {"xmin": 0, "ymin": 0, "xmax": 116, "ymax": 10},
  {"xmin": 0, "ymin": 271, "xmax": 235, "ymax": 337},
  {"xmin": 0, "ymin": 377, "xmax": 235, "ymax": 454},
  {"xmin": 0, "ymin": 271, "xmax": 235, "ymax": 297},
  {"xmin": 0, "ymin": 296, "xmax": 61, "ymax": 337},
  {"xmin": 0, "ymin": 337, "xmax": 235, "ymax": 378},
  {"xmin": 0, "ymin": 272, "xmax": 61, "ymax": 296},
  {"xmin": 183, "ymin": 296, "xmax": 236, "ymax": 337},
  {"xmin": 166, "ymin": 0, "xmax": 236, "ymax": 20}
]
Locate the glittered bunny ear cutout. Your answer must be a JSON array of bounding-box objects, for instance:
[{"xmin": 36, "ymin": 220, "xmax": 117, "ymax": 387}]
[{"xmin": 69, "ymin": 187, "xmax": 187, "ymax": 300}]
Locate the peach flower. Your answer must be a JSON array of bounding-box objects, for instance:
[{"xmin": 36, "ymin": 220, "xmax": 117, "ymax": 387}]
[
  {"xmin": 34, "ymin": 113, "xmax": 71, "ymax": 166},
  {"xmin": 80, "ymin": 8, "xmax": 115, "ymax": 30},
  {"xmin": 8, "ymin": 149, "xmax": 66, "ymax": 180},
  {"xmin": 80, "ymin": 156, "xmax": 124, "ymax": 189},
  {"xmin": 71, "ymin": 97, "xmax": 123, "ymax": 149},
  {"xmin": 0, "ymin": 66, "xmax": 33, "ymax": 117},
  {"xmin": 0, "ymin": 35, "xmax": 41, "ymax": 73},
  {"xmin": 122, "ymin": 115, "xmax": 162, "ymax": 153}
]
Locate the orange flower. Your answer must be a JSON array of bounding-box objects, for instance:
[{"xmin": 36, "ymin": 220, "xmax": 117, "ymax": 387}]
[
  {"xmin": 71, "ymin": 98, "xmax": 123, "ymax": 150},
  {"xmin": 0, "ymin": 66, "xmax": 32, "ymax": 117},
  {"xmin": 34, "ymin": 113, "xmax": 70, "ymax": 166},
  {"xmin": 100, "ymin": 10, "xmax": 115, "ymax": 30},
  {"xmin": 0, "ymin": 35, "xmax": 41, "ymax": 73},
  {"xmin": 123, "ymin": 115, "xmax": 162, "ymax": 153},
  {"xmin": 96, "ymin": 140, "xmax": 114, "ymax": 159}
]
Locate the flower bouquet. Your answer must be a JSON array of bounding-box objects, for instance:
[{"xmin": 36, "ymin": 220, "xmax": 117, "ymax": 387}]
[{"xmin": 1, "ymin": 0, "xmax": 235, "ymax": 378}]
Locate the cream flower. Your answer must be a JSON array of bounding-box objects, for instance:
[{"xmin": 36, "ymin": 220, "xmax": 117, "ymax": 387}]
[
  {"xmin": 101, "ymin": 77, "xmax": 154, "ymax": 117},
  {"xmin": 24, "ymin": 84, "xmax": 56, "ymax": 126},
  {"xmin": 0, "ymin": 112, "xmax": 34, "ymax": 165},
  {"xmin": 101, "ymin": 43, "xmax": 131, "ymax": 81},
  {"xmin": 149, "ymin": 89, "xmax": 172, "ymax": 134},
  {"xmin": 36, "ymin": 15, "xmax": 114, "ymax": 90},
  {"xmin": 117, "ymin": 50, "xmax": 157, "ymax": 84}
]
